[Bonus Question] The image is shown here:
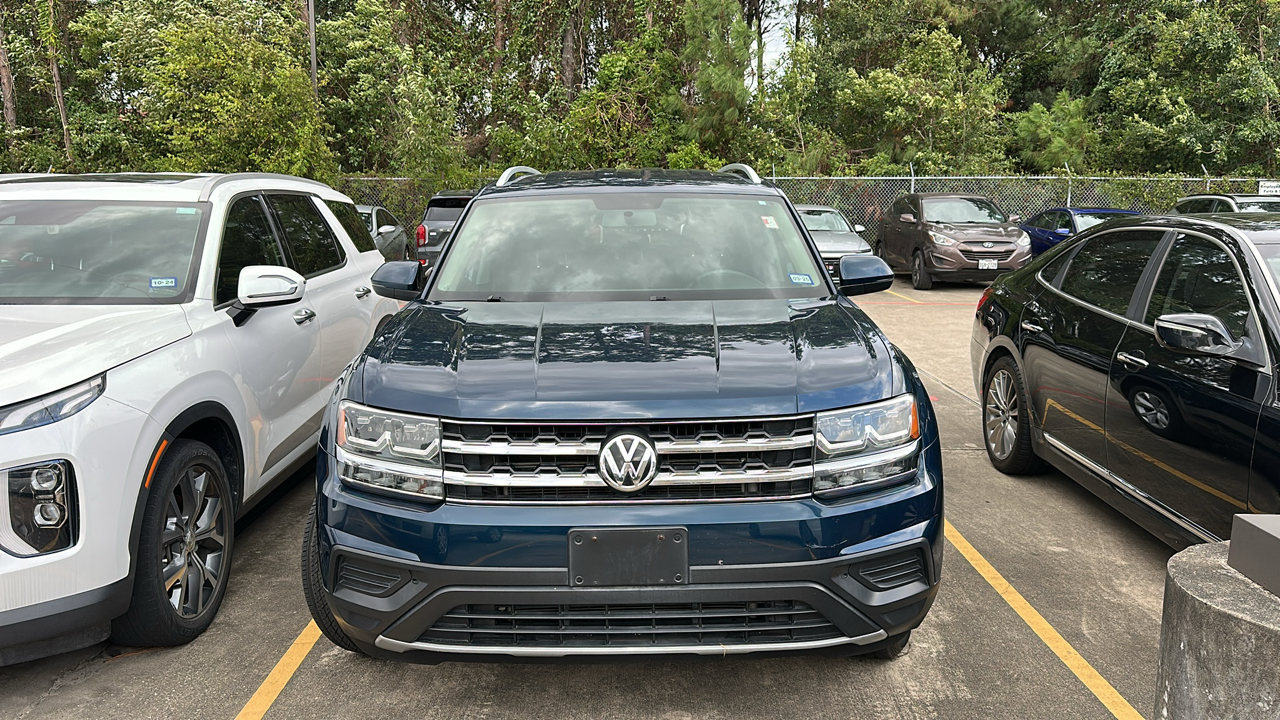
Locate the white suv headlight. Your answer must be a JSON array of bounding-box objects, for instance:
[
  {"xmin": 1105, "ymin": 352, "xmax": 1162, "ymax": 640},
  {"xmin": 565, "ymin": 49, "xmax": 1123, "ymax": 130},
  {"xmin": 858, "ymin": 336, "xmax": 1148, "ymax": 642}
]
[
  {"xmin": 0, "ymin": 376, "xmax": 105, "ymax": 437},
  {"xmin": 336, "ymin": 401, "xmax": 443, "ymax": 501},
  {"xmin": 813, "ymin": 395, "xmax": 920, "ymax": 497}
]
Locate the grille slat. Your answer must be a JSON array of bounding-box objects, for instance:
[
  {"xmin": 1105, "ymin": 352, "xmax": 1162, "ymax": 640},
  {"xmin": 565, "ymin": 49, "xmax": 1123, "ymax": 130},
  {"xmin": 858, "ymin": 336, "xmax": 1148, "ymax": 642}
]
[
  {"xmin": 858, "ymin": 552, "xmax": 926, "ymax": 589},
  {"xmin": 420, "ymin": 601, "xmax": 842, "ymax": 648},
  {"xmin": 958, "ymin": 248, "xmax": 1014, "ymax": 262},
  {"xmin": 440, "ymin": 416, "xmax": 815, "ymax": 504}
]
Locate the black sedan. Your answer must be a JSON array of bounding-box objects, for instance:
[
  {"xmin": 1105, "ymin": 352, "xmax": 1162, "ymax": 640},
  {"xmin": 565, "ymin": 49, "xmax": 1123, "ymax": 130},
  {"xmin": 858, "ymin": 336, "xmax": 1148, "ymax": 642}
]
[{"xmin": 971, "ymin": 214, "xmax": 1280, "ymax": 548}]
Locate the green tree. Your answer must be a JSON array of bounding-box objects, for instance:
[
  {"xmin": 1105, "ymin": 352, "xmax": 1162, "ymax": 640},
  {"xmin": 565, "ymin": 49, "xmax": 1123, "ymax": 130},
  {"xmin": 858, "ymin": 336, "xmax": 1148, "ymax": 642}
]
[
  {"xmin": 1014, "ymin": 91, "xmax": 1096, "ymax": 171},
  {"xmin": 671, "ymin": 0, "xmax": 752, "ymax": 158}
]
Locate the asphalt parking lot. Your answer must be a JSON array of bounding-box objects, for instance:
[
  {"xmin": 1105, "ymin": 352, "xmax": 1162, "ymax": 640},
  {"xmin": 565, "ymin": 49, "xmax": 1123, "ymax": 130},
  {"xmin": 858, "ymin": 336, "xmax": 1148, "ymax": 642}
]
[{"xmin": 0, "ymin": 279, "xmax": 1174, "ymax": 720}]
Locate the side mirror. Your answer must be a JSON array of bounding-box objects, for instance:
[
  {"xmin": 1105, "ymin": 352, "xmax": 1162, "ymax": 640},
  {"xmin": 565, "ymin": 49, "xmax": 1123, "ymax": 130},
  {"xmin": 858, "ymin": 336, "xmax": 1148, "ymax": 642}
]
[
  {"xmin": 899, "ymin": 213, "xmax": 916, "ymax": 224},
  {"xmin": 237, "ymin": 265, "xmax": 305, "ymax": 307},
  {"xmin": 1055, "ymin": 227, "xmax": 1071, "ymax": 235},
  {"xmin": 854, "ymin": 224, "xmax": 866, "ymax": 234},
  {"xmin": 377, "ymin": 224, "xmax": 398, "ymax": 237},
  {"xmin": 1009, "ymin": 214, "xmax": 1022, "ymax": 223},
  {"xmin": 837, "ymin": 255, "xmax": 895, "ymax": 296},
  {"xmin": 372, "ymin": 260, "xmax": 425, "ymax": 301},
  {"xmin": 1154, "ymin": 313, "xmax": 1238, "ymax": 356}
]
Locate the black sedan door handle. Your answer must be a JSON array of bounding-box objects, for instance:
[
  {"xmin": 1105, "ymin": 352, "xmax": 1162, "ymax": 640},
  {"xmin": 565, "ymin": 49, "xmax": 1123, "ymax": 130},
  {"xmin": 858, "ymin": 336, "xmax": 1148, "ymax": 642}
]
[
  {"xmin": 1020, "ymin": 320, "xmax": 1044, "ymax": 333},
  {"xmin": 1116, "ymin": 351, "xmax": 1149, "ymax": 369}
]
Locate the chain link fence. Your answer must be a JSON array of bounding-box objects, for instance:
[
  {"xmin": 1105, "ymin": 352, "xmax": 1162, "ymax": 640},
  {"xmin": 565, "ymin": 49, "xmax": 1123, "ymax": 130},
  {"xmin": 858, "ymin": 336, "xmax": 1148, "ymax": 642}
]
[{"xmin": 337, "ymin": 174, "xmax": 1264, "ymax": 243}]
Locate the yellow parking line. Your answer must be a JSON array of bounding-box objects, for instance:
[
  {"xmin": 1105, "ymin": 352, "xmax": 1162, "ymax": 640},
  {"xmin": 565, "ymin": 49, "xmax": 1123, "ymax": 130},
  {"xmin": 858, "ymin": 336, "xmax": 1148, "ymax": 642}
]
[
  {"xmin": 944, "ymin": 520, "xmax": 1144, "ymax": 720},
  {"xmin": 234, "ymin": 621, "xmax": 321, "ymax": 720},
  {"xmin": 886, "ymin": 289, "xmax": 922, "ymax": 303}
]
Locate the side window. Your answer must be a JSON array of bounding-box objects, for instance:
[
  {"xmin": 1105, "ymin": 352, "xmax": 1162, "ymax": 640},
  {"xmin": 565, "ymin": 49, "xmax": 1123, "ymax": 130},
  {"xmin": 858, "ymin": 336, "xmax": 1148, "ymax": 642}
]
[
  {"xmin": 1059, "ymin": 230, "xmax": 1164, "ymax": 315},
  {"xmin": 1145, "ymin": 234, "xmax": 1251, "ymax": 339},
  {"xmin": 1054, "ymin": 212, "xmax": 1074, "ymax": 232},
  {"xmin": 1038, "ymin": 246, "xmax": 1074, "ymax": 286},
  {"xmin": 889, "ymin": 198, "xmax": 904, "ymax": 216},
  {"xmin": 1210, "ymin": 199, "xmax": 1233, "ymax": 213},
  {"xmin": 1185, "ymin": 199, "xmax": 1214, "ymax": 213},
  {"xmin": 269, "ymin": 194, "xmax": 345, "ymax": 276},
  {"xmin": 324, "ymin": 199, "xmax": 377, "ymax": 253},
  {"xmin": 216, "ymin": 195, "xmax": 284, "ymax": 306},
  {"xmin": 383, "ymin": 210, "xmax": 405, "ymax": 231}
]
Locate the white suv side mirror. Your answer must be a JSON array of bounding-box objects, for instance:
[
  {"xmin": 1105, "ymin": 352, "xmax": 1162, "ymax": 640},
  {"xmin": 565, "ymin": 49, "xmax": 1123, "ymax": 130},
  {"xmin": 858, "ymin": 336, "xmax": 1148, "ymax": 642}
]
[{"xmin": 238, "ymin": 265, "xmax": 306, "ymax": 307}]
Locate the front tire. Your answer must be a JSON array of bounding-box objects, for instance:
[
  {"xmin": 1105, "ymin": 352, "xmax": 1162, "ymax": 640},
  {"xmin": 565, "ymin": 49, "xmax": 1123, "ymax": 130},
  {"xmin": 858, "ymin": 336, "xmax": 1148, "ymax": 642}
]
[
  {"xmin": 111, "ymin": 440, "xmax": 235, "ymax": 647},
  {"xmin": 302, "ymin": 502, "xmax": 360, "ymax": 652},
  {"xmin": 869, "ymin": 630, "xmax": 911, "ymax": 660},
  {"xmin": 982, "ymin": 355, "xmax": 1047, "ymax": 475},
  {"xmin": 911, "ymin": 252, "xmax": 933, "ymax": 290}
]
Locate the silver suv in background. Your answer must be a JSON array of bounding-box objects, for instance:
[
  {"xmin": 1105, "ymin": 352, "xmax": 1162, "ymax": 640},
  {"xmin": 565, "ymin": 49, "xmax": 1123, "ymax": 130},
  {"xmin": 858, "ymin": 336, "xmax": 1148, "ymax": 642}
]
[
  {"xmin": 414, "ymin": 190, "xmax": 474, "ymax": 266},
  {"xmin": 1171, "ymin": 194, "xmax": 1280, "ymax": 214}
]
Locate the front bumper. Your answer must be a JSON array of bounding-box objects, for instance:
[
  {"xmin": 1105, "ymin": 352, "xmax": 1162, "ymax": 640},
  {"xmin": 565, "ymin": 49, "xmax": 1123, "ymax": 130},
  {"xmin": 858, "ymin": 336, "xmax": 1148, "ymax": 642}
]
[
  {"xmin": 924, "ymin": 246, "xmax": 1030, "ymax": 281},
  {"xmin": 0, "ymin": 394, "xmax": 159, "ymax": 655},
  {"xmin": 316, "ymin": 439, "xmax": 943, "ymax": 663}
]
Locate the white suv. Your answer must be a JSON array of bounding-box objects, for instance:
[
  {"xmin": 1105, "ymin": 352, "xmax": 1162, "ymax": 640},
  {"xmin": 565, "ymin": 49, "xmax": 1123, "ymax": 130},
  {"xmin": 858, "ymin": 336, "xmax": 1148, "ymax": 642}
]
[{"xmin": 0, "ymin": 173, "xmax": 400, "ymax": 664}]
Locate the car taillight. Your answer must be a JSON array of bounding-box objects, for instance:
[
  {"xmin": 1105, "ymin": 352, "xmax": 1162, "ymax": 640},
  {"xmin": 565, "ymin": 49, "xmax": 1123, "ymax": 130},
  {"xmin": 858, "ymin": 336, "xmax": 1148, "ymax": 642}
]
[{"xmin": 415, "ymin": 225, "xmax": 427, "ymax": 246}]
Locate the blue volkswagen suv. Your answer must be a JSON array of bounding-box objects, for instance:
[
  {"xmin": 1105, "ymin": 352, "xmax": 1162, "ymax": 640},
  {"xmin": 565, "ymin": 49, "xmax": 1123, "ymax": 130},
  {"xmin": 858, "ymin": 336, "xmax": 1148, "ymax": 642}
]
[{"xmin": 302, "ymin": 166, "xmax": 944, "ymax": 663}]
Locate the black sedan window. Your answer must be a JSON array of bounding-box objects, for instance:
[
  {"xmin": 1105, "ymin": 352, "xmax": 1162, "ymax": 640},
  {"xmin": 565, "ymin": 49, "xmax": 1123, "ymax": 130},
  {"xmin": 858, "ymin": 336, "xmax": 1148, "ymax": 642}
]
[
  {"xmin": 1059, "ymin": 230, "xmax": 1164, "ymax": 315},
  {"xmin": 1144, "ymin": 234, "xmax": 1251, "ymax": 339}
]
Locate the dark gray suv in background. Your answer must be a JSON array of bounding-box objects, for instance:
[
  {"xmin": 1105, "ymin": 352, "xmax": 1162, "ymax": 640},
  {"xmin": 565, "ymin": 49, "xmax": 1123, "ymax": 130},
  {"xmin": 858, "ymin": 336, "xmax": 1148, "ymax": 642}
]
[{"xmin": 878, "ymin": 193, "xmax": 1032, "ymax": 290}]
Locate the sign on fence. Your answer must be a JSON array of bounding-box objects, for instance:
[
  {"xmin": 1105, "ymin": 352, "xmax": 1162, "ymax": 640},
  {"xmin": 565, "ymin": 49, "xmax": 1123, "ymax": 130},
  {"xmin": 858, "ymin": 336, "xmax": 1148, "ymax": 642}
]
[{"xmin": 1258, "ymin": 180, "xmax": 1280, "ymax": 195}]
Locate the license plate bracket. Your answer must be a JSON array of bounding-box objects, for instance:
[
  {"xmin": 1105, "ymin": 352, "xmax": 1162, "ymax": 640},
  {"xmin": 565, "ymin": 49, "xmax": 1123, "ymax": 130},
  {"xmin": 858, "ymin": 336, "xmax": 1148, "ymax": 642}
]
[
  {"xmin": 979, "ymin": 258, "xmax": 998, "ymax": 270},
  {"xmin": 568, "ymin": 527, "xmax": 689, "ymax": 587}
]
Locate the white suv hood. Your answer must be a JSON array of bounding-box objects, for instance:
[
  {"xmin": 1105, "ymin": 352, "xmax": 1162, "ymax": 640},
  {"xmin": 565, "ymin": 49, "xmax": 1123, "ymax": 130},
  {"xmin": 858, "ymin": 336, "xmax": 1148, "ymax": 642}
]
[{"xmin": 0, "ymin": 305, "xmax": 191, "ymax": 407}]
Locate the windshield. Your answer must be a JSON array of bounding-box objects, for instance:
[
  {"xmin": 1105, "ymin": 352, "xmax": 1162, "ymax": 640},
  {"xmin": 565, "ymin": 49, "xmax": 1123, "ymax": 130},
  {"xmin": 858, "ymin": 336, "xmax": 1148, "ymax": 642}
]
[
  {"xmin": 1236, "ymin": 199, "xmax": 1280, "ymax": 212},
  {"xmin": 799, "ymin": 209, "xmax": 851, "ymax": 232},
  {"xmin": 923, "ymin": 197, "xmax": 1007, "ymax": 224},
  {"xmin": 431, "ymin": 193, "xmax": 827, "ymax": 301},
  {"xmin": 1258, "ymin": 245, "xmax": 1280, "ymax": 293},
  {"xmin": 0, "ymin": 200, "xmax": 205, "ymax": 304},
  {"xmin": 1074, "ymin": 212, "xmax": 1129, "ymax": 231},
  {"xmin": 425, "ymin": 199, "xmax": 467, "ymax": 222}
]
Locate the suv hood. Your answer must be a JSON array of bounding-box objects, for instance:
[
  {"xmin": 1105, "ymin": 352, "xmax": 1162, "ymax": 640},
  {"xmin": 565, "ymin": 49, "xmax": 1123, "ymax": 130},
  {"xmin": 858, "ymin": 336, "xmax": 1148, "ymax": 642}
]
[
  {"xmin": 925, "ymin": 222, "xmax": 1022, "ymax": 240},
  {"xmin": 0, "ymin": 305, "xmax": 191, "ymax": 407},
  {"xmin": 811, "ymin": 231, "xmax": 871, "ymax": 256},
  {"xmin": 359, "ymin": 298, "xmax": 898, "ymax": 420}
]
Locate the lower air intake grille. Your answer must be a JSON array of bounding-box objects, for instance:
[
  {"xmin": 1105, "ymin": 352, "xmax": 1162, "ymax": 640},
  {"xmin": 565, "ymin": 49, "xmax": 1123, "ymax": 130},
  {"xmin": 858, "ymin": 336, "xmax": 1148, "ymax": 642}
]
[
  {"xmin": 857, "ymin": 551, "xmax": 926, "ymax": 590},
  {"xmin": 335, "ymin": 557, "xmax": 405, "ymax": 597},
  {"xmin": 420, "ymin": 600, "xmax": 842, "ymax": 648}
]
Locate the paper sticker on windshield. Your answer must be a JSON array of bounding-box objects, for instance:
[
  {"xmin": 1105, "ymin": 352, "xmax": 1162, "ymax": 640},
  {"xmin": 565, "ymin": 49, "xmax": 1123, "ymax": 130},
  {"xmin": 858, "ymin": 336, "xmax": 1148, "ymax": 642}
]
[
  {"xmin": 150, "ymin": 277, "xmax": 177, "ymax": 289},
  {"xmin": 789, "ymin": 273, "xmax": 815, "ymax": 285},
  {"xmin": 761, "ymin": 215, "xmax": 779, "ymax": 229},
  {"xmin": 175, "ymin": 207, "xmax": 198, "ymax": 215}
]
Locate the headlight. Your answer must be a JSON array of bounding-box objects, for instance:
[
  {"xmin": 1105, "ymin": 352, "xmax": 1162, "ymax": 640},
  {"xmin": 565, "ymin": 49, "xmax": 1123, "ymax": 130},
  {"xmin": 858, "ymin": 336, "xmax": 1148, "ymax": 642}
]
[
  {"xmin": 0, "ymin": 376, "xmax": 105, "ymax": 437},
  {"xmin": 336, "ymin": 401, "xmax": 443, "ymax": 501},
  {"xmin": 927, "ymin": 231, "xmax": 956, "ymax": 246},
  {"xmin": 0, "ymin": 460, "xmax": 77, "ymax": 556},
  {"xmin": 1015, "ymin": 230, "xmax": 1031, "ymax": 247},
  {"xmin": 813, "ymin": 395, "xmax": 920, "ymax": 498}
]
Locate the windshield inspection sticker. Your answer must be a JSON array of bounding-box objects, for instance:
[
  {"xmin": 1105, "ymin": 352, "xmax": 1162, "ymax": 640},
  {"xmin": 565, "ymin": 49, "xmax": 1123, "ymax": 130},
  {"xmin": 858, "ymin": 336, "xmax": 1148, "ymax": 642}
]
[
  {"xmin": 175, "ymin": 207, "xmax": 198, "ymax": 215},
  {"xmin": 761, "ymin": 215, "xmax": 779, "ymax": 229},
  {"xmin": 150, "ymin": 277, "xmax": 177, "ymax": 289},
  {"xmin": 789, "ymin": 273, "xmax": 815, "ymax": 285}
]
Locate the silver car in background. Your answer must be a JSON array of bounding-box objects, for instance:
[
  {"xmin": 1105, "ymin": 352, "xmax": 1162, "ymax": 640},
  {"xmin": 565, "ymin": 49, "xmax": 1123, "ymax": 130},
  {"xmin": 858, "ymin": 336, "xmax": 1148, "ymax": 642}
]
[{"xmin": 796, "ymin": 204, "xmax": 873, "ymax": 276}]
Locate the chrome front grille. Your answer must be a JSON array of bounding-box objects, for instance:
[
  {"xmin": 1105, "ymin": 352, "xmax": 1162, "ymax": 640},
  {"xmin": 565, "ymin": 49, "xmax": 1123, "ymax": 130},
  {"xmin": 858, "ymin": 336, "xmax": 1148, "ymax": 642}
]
[
  {"xmin": 440, "ymin": 416, "xmax": 815, "ymax": 504},
  {"xmin": 958, "ymin": 247, "xmax": 1014, "ymax": 262}
]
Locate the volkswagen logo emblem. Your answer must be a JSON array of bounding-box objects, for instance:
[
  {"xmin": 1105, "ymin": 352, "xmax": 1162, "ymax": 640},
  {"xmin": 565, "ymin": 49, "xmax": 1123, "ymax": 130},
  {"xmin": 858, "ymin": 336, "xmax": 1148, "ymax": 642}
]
[
  {"xmin": 598, "ymin": 433, "xmax": 658, "ymax": 492},
  {"xmin": 982, "ymin": 241, "xmax": 994, "ymax": 248}
]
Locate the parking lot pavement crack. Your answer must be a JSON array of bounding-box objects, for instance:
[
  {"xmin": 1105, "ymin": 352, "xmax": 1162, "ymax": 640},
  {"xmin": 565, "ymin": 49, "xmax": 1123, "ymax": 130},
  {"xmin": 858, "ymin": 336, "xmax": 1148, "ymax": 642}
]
[
  {"xmin": 916, "ymin": 367, "xmax": 980, "ymax": 408},
  {"xmin": 9, "ymin": 652, "xmax": 107, "ymax": 720}
]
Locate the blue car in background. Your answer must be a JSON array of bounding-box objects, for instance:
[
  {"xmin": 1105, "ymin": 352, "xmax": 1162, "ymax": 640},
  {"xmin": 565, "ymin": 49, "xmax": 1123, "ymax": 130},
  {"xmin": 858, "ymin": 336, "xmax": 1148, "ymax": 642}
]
[{"xmin": 1020, "ymin": 207, "xmax": 1139, "ymax": 256}]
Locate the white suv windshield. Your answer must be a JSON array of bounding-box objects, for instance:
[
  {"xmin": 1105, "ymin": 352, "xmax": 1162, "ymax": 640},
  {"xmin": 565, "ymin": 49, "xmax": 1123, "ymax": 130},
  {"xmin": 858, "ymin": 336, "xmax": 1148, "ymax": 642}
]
[
  {"xmin": 431, "ymin": 193, "xmax": 826, "ymax": 301},
  {"xmin": 0, "ymin": 200, "xmax": 205, "ymax": 303}
]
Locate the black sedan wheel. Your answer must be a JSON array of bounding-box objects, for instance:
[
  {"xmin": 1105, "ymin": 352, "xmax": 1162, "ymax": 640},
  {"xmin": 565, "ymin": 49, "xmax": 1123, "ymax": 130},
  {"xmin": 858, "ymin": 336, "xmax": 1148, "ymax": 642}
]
[
  {"xmin": 982, "ymin": 356, "xmax": 1046, "ymax": 474},
  {"xmin": 112, "ymin": 440, "xmax": 235, "ymax": 647}
]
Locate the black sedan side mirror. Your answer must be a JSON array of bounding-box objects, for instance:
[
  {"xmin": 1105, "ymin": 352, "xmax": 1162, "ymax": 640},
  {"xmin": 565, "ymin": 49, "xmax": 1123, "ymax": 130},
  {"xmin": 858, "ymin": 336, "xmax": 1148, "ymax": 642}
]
[
  {"xmin": 1154, "ymin": 313, "xmax": 1238, "ymax": 356},
  {"xmin": 837, "ymin": 255, "xmax": 894, "ymax": 296},
  {"xmin": 372, "ymin": 260, "xmax": 425, "ymax": 301}
]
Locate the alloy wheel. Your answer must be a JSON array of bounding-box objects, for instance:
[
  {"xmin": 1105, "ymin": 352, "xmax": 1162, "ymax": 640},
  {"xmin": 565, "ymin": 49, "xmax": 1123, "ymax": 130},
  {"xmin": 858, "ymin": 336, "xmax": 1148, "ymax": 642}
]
[
  {"xmin": 159, "ymin": 464, "xmax": 229, "ymax": 619},
  {"xmin": 1133, "ymin": 390, "xmax": 1171, "ymax": 430},
  {"xmin": 985, "ymin": 369, "xmax": 1019, "ymax": 461}
]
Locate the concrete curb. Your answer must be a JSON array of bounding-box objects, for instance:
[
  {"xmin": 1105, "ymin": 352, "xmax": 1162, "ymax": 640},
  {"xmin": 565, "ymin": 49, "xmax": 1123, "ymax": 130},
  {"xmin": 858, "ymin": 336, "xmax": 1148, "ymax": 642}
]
[{"xmin": 1154, "ymin": 542, "xmax": 1280, "ymax": 719}]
